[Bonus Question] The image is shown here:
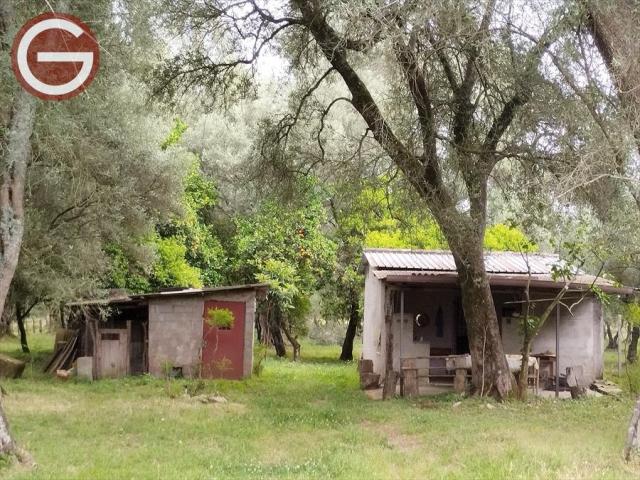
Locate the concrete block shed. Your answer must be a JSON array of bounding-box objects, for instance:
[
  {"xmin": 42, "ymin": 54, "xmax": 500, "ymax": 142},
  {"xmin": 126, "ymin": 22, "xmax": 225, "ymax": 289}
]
[{"xmin": 66, "ymin": 284, "xmax": 267, "ymax": 380}]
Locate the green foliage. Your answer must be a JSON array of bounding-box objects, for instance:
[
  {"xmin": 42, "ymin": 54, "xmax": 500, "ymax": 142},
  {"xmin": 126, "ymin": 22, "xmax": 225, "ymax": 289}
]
[
  {"xmin": 206, "ymin": 307, "xmax": 235, "ymax": 329},
  {"xmin": 103, "ymin": 244, "xmax": 151, "ymax": 293},
  {"xmin": 234, "ymin": 179, "xmax": 336, "ymax": 336},
  {"xmin": 161, "ymin": 118, "xmax": 188, "ymax": 150},
  {"xmin": 484, "ymin": 224, "xmax": 538, "ymax": 252},
  {"xmin": 626, "ymin": 302, "xmax": 640, "ymax": 326},
  {"xmin": 151, "ymin": 237, "xmax": 203, "ymax": 288},
  {"xmin": 252, "ymin": 344, "xmax": 268, "ymax": 377},
  {"xmin": 156, "ymin": 158, "xmax": 227, "ymax": 287}
]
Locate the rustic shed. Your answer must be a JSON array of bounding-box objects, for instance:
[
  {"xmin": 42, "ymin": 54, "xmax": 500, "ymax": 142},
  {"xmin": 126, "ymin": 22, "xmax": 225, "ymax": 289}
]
[
  {"xmin": 361, "ymin": 248, "xmax": 633, "ymax": 392},
  {"xmin": 65, "ymin": 284, "xmax": 267, "ymax": 380}
]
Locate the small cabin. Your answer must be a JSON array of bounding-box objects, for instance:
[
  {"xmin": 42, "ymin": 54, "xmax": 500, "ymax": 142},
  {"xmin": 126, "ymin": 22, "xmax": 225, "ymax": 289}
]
[{"xmin": 361, "ymin": 249, "xmax": 631, "ymax": 390}]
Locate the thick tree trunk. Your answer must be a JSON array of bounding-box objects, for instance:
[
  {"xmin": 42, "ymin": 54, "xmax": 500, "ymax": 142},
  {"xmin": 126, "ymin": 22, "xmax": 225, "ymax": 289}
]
[
  {"xmin": 0, "ymin": 2, "xmax": 36, "ymax": 462},
  {"xmin": 585, "ymin": 1, "xmax": 640, "ymax": 205},
  {"xmin": 0, "ymin": 306, "xmax": 12, "ymax": 337},
  {"xmin": 339, "ymin": 289, "xmax": 359, "ymax": 361},
  {"xmin": 0, "ymin": 396, "xmax": 15, "ymax": 457},
  {"xmin": 628, "ymin": 326, "xmax": 639, "ymax": 364},
  {"xmin": 451, "ymin": 242, "xmax": 513, "ymax": 399},
  {"xmin": 0, "ymin": 89, "xmax": 35, "ymax": 322},
  {"xmin": 267, "ymin": 305, "xmax": 286, "ymax": 357}
]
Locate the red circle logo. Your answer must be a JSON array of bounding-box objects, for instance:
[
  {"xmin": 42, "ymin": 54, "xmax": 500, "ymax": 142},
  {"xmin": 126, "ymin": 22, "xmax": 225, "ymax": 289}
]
[{"xmin": 10, "ymin": 13, "xmax": 100, "ymax": 101}]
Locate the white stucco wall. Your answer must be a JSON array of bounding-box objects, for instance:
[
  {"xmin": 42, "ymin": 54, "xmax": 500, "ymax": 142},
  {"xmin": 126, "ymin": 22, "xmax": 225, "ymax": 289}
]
[
  {"xmin": 531, "ymin": 297, "xmax": 602, "ymax": 382},
  {"xmin": 362, "ymin": 266, "xmax": 387, "ymax": 375},
  {"xmin": 391, "ymin": 313, "xmax": 430, "ymax": 371}
]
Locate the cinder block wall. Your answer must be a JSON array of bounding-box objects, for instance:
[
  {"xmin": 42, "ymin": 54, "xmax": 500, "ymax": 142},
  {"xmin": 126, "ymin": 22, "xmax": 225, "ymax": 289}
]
[{"xmin": 148, "ymin": 290, "xmax": 256, "ymax": 378}]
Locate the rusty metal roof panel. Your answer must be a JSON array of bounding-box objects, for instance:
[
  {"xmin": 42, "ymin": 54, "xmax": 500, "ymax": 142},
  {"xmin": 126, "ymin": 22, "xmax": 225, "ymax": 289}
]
[{"xmin": 363, "ymin": 248, "xmax": 558, "ymax": 274}]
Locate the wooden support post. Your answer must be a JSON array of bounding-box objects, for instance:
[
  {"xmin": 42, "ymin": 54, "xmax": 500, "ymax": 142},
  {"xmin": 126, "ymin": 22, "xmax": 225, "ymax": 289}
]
[
  {"xmin": 93, "ymin": 318, "xmax": 100, "ymax": 379},
  {"xmin": 401, "ymin": 358, "xmax": 418, "ymax": 397},
  {"xmin": 142, "ymin": 321, "xmax": 149, "ymax": 374},
  {"xmin": 382, "ymin": 289, "xmax": 397, "ymax": 400},
  {"xmin": 618, "ymin": 314, "xmax": 623, "ymax": 376},
  {"xmin": 555, "ymin": 306, "xmax": 560, "ymax": 399},
  {"xmin": 399, "ymin": 289, "xmax": 404, "ymax": 396},
  {"xmin": 126, "ymin": 320, "xmax": 132, "ymax": 376}
]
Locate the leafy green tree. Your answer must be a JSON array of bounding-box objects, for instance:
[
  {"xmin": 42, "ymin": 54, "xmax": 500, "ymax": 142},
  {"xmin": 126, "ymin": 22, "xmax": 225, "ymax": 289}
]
[
  {"xmin": 104, "ymin": 120, "xmax": 227, "ymax": 292},
  {"xmin": 156, "ymin": 159, "xmax": 227, "ymax": 287},
  {"xmin": 0, "ymin": 0, "xmax": 185, "ymax": 460},
  {"xmin": 150, "ymin": 237, "xmax": 203, "ymax": 289},
  {"xmin": 233, "ymin": 180, "xmax": 336, "ymax": 357},
  {"xmin": 325, "ymin": 179, "xmax": 538, "ymax": 361}
]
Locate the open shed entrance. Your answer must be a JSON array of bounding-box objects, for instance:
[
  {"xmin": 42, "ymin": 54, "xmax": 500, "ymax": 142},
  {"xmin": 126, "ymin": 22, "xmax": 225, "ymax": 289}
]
[
  {"xmin": 69, "ymin": 300, "xmax": 149, "ymax": 378},
  {"xmin": 391, "ymin": 286, "xmax": 529, "ymax": 386}
]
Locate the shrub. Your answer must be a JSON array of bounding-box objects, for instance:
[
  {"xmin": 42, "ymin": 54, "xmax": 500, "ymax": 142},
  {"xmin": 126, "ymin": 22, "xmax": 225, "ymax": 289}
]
[{"xmin": 206, "ymin": 308, "xmax": 235, "ymax": 329}]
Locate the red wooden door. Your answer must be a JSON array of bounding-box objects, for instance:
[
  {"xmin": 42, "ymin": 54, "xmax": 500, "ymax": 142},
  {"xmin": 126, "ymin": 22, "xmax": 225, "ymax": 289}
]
[{"xmin": 202, "ymin": 300, "xmax": 245, "ymax": 379}]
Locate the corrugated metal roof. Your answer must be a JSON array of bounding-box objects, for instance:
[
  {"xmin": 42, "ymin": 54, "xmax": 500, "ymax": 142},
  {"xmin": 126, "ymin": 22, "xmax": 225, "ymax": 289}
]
[
  {"xmin": 363, "ymin": 248, "xmax": 559, "ymax": 274},
  {"xmin": 131, "ymin": 283, "xmax": 269, "ymax": 300},
  {"xmin": 66, "ymin": 283, "xmax": 269, "ymax": 307}
]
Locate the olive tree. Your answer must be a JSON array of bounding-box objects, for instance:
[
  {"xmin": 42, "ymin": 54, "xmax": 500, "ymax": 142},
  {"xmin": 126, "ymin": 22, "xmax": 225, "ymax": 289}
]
[{"xmin": 154, "ymin": 0, "xmax": 588, "ymax": 398}]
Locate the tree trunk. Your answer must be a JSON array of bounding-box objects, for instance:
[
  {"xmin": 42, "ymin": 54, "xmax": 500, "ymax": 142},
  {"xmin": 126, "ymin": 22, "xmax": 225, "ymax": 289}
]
[
  {"xmin": 15, "ymin": 304, "xmax": 29, "ymax": 354},
  {"xmin": 0, "ymin": 2, "xmax": 36, "ymax": 463},
  {"xmin": 0, "ymin": 394, "xmax": 15, "ymax": 457},
  {"xmin": 628, "ymin": 326, "xmax": 639, "ymax": 364},
  {"xmin": 451, "ymin": 242, "xmax": 513, "ymax": 399},
  {"xmin": 282, "ymin": 322, "xmax": 300, "ymax": 361},
  {"xmin": 0, "ymin": 306, "xmax": 12, "ymax": 337},
  {"xmin": 625, "ymin": 395, "xmax": 640, "ymax": 461},
  {"xmin": 517, "ymin": 335, "xmax": 532, "ymax": 400},
  {"xmin": 0, "ymin": 88, "xmax": 35, "ymax": 322},
  {"xmin": 267, "ymin": 304, "xmax": 286, "ymax": 357},
  {"xmin": 339, "ymin": 288, "xmax": 359, "ymax": 361},
  {"xmin": 585, "ymin": 1, "xmax": 640, "ymax": 205}
]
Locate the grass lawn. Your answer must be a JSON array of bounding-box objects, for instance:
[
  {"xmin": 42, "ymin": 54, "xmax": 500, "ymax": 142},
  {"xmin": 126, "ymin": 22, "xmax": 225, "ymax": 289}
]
[{"xmin": 0, "ymin": 333, "xmax": 639, "ymax": 479}]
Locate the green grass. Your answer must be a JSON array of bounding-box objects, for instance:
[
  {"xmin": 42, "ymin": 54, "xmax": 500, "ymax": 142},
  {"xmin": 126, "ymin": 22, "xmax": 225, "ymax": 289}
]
[{"xmin": 0, "ymin": 333, "xmax": 639, "ymax": 479}]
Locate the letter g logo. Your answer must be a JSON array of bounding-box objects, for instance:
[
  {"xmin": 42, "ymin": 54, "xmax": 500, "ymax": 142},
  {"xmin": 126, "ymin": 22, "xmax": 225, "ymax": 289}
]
[{"xmin": 11, "ymin": 13, "xmax": 100, "ymax": 101}]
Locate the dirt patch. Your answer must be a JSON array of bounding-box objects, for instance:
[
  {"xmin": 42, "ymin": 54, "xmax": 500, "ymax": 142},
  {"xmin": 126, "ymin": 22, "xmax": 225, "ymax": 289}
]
[{"xmin": 361, "ymin": 420, "xmax": 424, "ymax": 452}]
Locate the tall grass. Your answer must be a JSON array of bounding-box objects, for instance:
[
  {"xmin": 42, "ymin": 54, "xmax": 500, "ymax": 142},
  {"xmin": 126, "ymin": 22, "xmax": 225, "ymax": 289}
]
[{"xmin": 0, "ymin": 334, "xmax": 638, "ymax": 479}]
